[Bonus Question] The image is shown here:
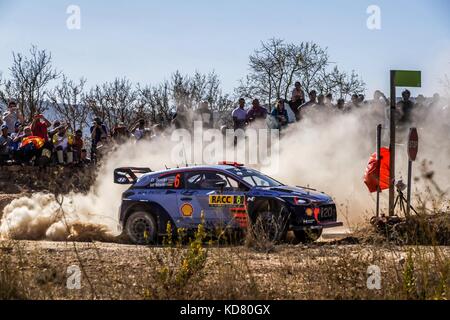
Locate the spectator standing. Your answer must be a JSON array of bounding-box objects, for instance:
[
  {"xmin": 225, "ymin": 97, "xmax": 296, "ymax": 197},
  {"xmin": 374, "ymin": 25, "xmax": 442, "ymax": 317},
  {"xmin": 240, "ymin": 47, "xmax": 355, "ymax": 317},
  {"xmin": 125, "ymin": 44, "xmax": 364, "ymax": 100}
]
[
  {"xmin": 289, "ymin": 82, "xmax": 305, "ymax": 120},
  {"xmin": 172, "ymin": 105, "xmax": 189, "ymax": 129},
  {"xmin": 271, "ymin": 99, "xmax": 289, "ymax": 129},
  {"xmin": 317, "ymin": 94, "xmax": 326, "ymax": 108},
  {"xmin": 195, "ymin": 101, "xmax": 214, "ymax": 129},
  {"xmin": 298, "ymin": 90, "xmax": 317, "ymax": 118},
  {"xmin": 112, "ymin": 122, "xmax": 131, "ymax": 143},
  {"xmin": 2, "ymin": 100, "xmax": 24, "ymax": 135},
  {"xmin": 372, "ymin": 90, "xmax": 389, "ymax": 125},
  {"xmin": 397, "ymin": 90, "xmax": 415, "ymax": 124},
  {"xmin": 325, "ymin": 93, "xmax": 334, "ymax": 109},
  {"xmin": 246, "ymin": 99, "xmax": 268, "ymax": 123},
  {"xmin": 336, "ymin": 98, "xmax": 346, "ymax": 111},
  {"xmin": 90, "ymin": 117, "xmax": 108, "ymax": 161},
  {"xmin": 131, "ymin": 119, "xmax": 146, "ymax": 141},
  {"xmin": 232, "ymin": 98, "xmax": 248, "ymax": 130},
  {"xmin": 344, "ymin": 94, "xmax": 361, "ymax": 112},
  {"xmin": 0, "ymin": 125, "xmax": 12, "ymax": 164}
]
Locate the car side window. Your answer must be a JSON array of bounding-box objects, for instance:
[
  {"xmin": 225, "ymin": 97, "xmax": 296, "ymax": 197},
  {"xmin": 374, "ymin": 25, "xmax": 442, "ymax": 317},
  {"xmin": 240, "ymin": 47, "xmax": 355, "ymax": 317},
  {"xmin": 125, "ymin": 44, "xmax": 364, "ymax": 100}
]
[
  {"xmin": 148, "ymin": 173, "xmax": 184, "ymax": 189},
  {"xmin": 185, "ymin": 171, "xmax": 247, "ymax": 191}
]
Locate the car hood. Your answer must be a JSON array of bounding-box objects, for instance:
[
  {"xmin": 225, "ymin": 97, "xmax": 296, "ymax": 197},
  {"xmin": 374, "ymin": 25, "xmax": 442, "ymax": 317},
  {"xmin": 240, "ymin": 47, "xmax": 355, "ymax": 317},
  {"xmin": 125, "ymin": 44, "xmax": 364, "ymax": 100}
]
[{"xmin": 251, "ymin": 185, "xmax": 333, "ymax": 202}]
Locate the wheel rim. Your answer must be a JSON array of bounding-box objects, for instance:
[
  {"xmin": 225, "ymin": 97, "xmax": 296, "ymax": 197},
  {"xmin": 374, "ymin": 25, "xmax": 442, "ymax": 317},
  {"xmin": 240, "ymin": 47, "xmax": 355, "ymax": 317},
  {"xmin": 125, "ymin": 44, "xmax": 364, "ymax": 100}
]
[{"xmin": 130, "ymin": 216, "xmax": 153, "ymax": 243}]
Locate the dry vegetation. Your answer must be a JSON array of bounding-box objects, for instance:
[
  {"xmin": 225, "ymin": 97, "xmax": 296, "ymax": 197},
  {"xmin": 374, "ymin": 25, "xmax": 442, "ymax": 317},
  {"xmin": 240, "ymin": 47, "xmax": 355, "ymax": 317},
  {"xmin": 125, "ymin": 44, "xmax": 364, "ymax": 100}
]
[
  {"xmin": 0, "ymin": 161, "xmax": 449, "ymax": 300},
  {"xmin": 1, "ymin": 227, "xmax": 449, "ymax": 300}
]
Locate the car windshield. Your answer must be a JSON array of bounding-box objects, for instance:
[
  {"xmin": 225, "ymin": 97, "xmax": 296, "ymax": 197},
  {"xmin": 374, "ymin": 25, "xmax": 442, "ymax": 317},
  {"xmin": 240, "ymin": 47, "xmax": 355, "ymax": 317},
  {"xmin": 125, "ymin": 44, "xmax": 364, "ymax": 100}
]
[{"xmin": 226, "ymin": 167, "xmax": 283, "ymax": 187}]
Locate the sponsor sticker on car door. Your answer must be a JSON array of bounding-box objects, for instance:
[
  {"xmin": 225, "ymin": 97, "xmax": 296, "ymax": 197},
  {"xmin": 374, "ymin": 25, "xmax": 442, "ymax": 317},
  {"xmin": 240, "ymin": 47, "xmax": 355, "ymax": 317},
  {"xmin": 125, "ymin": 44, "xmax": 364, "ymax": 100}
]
[{"xmin": 209, "ymin": 195, "xmax": 245, "ymax": 207}]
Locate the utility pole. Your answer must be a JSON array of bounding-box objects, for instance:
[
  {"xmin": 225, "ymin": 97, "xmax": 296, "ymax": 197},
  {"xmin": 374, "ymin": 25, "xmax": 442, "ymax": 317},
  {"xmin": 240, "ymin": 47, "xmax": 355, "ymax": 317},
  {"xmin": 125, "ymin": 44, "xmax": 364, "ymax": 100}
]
[{"xmin": 389, "ymin": 71, "xmax": 396, "ymax": 217}]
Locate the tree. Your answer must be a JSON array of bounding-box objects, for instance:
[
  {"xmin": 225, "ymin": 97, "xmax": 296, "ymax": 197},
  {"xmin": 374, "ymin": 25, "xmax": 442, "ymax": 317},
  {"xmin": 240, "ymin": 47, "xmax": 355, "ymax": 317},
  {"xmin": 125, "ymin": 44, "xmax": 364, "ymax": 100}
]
[
  {"xmin": 0, "ymin": 45, "xmax": 60, "ymax": 120},
  {"xmin": 315, "ymin": 66, "xmax": 366, "ymax": 100},
  {"xmin": 137, "ymin": 82, "xmax": 172, "ymax": 125},
  {"xmin": 236, "ymin": 38, "xmax": 366, "ymax": 108},
  {"xmin": 85, "ymin": 77, "xmax": 138, "ymax": 131},
  {"xmin": 170, "ymin": 70, "xmax": 234, "ymax": 123},
  {"xmin": 48, "ymin": 75, "xmax": 91, "ymax": 131}
]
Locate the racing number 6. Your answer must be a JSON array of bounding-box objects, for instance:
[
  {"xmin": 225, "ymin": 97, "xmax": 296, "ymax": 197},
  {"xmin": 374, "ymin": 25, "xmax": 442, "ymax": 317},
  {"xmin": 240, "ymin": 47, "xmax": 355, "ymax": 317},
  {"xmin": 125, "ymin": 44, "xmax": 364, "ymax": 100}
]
[{"xmin": 174, "ymin": 174, "xmax": 181, "ymax": 189}]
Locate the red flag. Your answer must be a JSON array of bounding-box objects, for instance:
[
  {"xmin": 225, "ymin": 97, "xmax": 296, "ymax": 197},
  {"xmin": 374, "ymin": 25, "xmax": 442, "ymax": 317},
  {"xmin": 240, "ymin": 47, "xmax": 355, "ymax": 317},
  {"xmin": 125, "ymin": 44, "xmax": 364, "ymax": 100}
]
[{"xmin": 364, "ymin": 147, "xmax": 390, "ymax": 193}]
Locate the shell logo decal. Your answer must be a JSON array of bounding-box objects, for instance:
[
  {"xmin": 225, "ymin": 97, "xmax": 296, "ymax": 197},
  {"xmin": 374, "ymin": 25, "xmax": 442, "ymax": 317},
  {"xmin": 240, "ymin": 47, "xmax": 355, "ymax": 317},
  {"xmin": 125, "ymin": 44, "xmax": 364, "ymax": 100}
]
[{"xmin": 180, "ymin": 203, "xmax": 194, "ymax": 217}]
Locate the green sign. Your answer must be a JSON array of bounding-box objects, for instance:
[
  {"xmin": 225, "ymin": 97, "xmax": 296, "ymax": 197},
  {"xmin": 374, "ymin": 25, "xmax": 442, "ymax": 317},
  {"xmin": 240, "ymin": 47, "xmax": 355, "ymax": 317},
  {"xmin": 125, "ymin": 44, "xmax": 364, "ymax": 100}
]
[{"xmin": 394, "ymin": 70, "xmax": 421, "ymax": 87}]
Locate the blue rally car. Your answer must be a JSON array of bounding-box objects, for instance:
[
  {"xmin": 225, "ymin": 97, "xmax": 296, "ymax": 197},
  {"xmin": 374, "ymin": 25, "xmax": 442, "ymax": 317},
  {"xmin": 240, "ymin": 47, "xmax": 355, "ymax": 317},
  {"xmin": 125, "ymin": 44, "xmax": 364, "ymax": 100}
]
[{"xmin": 114, "ymin": 162, "xmax": 343, "ymax": 244}]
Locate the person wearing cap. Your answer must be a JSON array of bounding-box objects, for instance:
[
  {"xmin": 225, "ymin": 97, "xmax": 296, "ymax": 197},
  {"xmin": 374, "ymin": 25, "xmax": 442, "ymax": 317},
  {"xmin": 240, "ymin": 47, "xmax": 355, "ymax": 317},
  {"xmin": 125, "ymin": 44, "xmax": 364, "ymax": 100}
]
[
  {"xmin": 2, "ymin": 100, "xmax": 24, "ymax": 135},
  {"xmin": 0, "ymin": 124, "xmax": 13, "ymax": 164}
]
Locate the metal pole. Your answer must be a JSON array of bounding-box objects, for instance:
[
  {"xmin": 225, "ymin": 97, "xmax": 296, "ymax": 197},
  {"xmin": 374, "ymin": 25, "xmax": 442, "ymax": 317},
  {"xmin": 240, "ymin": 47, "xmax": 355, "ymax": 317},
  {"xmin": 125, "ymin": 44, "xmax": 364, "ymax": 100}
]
[
  {"xmin": 406, "ymin": 160, "xmax": 412, "ymax": 218},
  {"xmin": 376, "ymin": 124, "xmax": 382, "ymax": 218},
  {"xmin": 389, "ymin": 70, "xmax": 396, "ymax": 217}
]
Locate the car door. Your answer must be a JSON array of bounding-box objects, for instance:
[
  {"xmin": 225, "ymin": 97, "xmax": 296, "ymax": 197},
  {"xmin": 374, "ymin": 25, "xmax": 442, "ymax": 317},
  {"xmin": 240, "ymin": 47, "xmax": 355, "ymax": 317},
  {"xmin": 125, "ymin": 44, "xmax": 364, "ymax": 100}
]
[{"xmin": 182, "ymin": 170, "xmax": 247, "ymax": 230}]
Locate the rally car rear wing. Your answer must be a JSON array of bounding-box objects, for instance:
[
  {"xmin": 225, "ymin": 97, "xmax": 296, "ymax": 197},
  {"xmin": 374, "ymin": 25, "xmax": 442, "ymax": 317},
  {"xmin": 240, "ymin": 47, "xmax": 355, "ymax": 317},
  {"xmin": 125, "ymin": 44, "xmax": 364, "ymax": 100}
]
[{"xmin": 113, "ymin": 167, "xmax": 152, "ymax": 185}]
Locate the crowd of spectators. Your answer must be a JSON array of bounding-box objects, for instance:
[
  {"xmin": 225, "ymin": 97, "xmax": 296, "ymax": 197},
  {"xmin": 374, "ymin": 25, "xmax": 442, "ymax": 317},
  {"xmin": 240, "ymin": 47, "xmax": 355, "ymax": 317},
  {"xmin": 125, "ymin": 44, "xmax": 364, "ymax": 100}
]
[
  {"xmin": 230, "ymin": 81, "xmax": 448, "ymax": 131},
  {"xmin": 0, "ymin": 82, "xmax": 448, "ymax": 167},
  {"xmin": 0, "ymin": 100, "xmax": 89, "ymax": 166}
]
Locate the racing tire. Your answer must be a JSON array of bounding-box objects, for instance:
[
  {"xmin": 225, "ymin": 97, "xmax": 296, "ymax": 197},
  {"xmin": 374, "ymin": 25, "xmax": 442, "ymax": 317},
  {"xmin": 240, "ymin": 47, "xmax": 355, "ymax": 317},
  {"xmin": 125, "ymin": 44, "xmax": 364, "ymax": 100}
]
[
  {"xmin": 253, "ymin": 211, "xmax": 288, "ymax": 244},
  {"xmin": 294, "ymin": 229, "xmax": 323, "ymax": 243},
  {"xmin": 125, "ymin": 211, "xmax": 158, "ymax": 245}
]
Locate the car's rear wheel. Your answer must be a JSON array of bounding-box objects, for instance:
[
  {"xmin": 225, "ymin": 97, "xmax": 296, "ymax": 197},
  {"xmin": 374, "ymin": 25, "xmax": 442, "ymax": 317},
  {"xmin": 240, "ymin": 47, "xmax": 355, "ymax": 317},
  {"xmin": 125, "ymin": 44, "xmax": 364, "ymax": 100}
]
[
  {"xmin": 125, "ymin": 211, "xmax": 157, "ymax": 244},
  {"xmin": 294, "ymin": 229, "xmax": 323, "ymax": 243}
]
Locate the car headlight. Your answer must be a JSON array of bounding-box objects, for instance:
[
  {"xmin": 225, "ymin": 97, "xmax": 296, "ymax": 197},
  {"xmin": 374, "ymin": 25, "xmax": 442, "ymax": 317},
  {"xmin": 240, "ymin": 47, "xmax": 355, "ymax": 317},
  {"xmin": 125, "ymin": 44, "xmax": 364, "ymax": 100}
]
[{"xmin": 283, "ymin": 196, "xmax": 310, "ymax": 205}]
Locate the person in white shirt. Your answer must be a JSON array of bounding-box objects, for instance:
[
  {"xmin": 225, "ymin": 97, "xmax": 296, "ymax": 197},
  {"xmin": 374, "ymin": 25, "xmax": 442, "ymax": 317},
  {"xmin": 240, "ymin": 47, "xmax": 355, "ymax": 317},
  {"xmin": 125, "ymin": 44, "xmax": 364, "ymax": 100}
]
[
  {"xmin": 2, "ymin": 100, "xmax": 24, "ymax": 135},
  {"xmin": 232, "ymin": 98, "xmax": 248, "ymax": 130}
]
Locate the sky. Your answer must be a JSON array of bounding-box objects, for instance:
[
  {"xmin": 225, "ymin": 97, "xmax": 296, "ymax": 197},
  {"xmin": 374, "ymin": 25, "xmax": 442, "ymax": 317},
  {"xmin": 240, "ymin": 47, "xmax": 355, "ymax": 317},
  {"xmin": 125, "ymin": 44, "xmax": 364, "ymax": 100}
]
[{"xmin": 0, "ymin": 0, "xmax": 449, "ymax": 98}]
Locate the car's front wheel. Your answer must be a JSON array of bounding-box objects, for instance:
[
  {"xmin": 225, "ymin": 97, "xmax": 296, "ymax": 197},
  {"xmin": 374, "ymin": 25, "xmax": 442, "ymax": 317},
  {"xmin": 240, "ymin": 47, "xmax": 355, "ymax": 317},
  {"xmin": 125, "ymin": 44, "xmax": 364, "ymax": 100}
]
[
  {"xmin": 125, "ymin": 211, "xmax": 157, "ymax": 244},
  {"xmin": 253, "ymin": 211, "xmax": 288, "ymax": 243}
]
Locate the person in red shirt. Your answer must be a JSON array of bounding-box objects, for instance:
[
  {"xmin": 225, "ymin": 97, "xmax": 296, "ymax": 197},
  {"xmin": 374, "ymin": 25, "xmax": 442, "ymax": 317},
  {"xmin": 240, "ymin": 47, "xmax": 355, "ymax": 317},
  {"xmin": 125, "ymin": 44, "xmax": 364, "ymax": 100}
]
[{"xmin": 31, "ymin": 114, "xmax": 51, "ymax": 141}]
